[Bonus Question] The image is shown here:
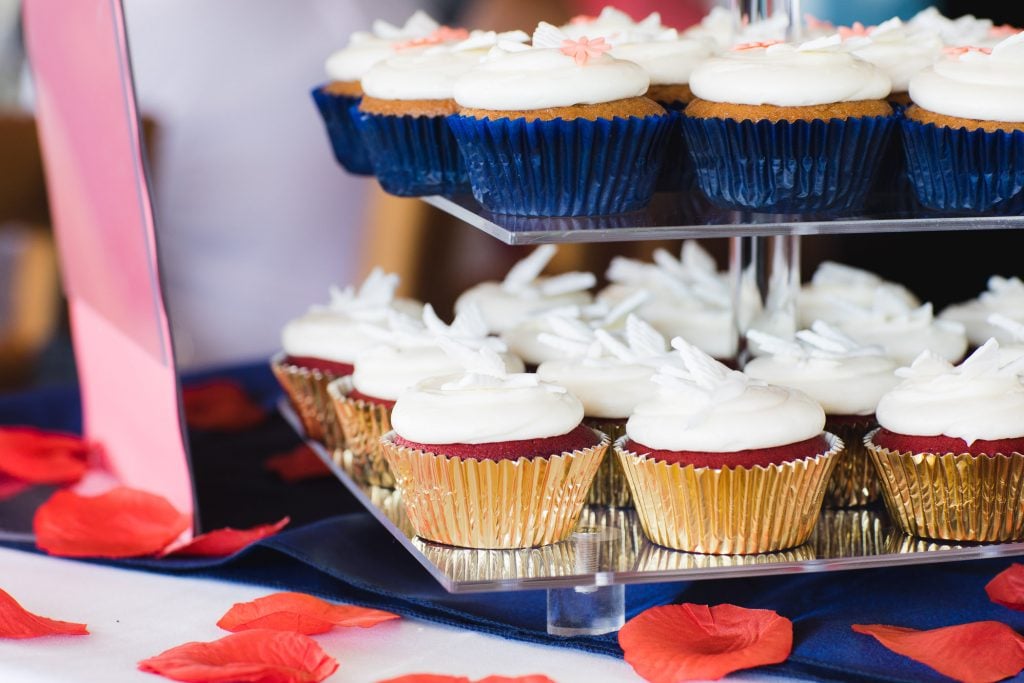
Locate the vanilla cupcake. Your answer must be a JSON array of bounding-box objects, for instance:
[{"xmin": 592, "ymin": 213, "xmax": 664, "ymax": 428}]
[
  {"xmin": 867, "ymin": 341, "xmax": 1024, "ymax": 542},
  {"xmin": 797, "ymin": 261, "xmax": 919, "ymax": 328},
  {"xmin": 455, "ymin": 245, "xmax": 596, "ymax": 335},
  {"xmin": 617, "ymin": 337, "xmax": 840, "ymax": 554},
  {"xmin": 382, "ymin": 343, "xmax": 607, "ymax": 548},
  {"xmin": 745, "ymin": 323, "xmax": 900, "ymax": 506},
  {"xmin": 940, "ymin": 276, "xmax": 1024, "ymax": 347},
  {"xmin": 314, "ymin": 11, "xmax": 440, "ymax": 174},
  {"xmin": 448, "ymin": 23, "xmax": 670, "ymax": 216},
  {"xmin": 831, "ymin": 297, "xmax": 967, "ymax": 365}
]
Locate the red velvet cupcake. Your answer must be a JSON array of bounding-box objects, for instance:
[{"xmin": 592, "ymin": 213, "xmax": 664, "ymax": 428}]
[{"xmin": 616, "ymin": 337, "xmax": 841, "ymax": 555}]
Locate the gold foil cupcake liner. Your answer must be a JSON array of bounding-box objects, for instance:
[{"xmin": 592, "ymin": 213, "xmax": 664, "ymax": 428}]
[
  {"xmin": 809, "ymin": 508, "xmax": 889, "ymax": 558},
  {"xmin": 271, "ymin": 353, "xmax": 346, "ymax": 456},
  {"xmin": 865, "ymin": 430, "xmax": 1024, "ymax": 542},
  {"xmin": 381, "ymin": 431, "xmax": 609, "ymax": 549},
  {"xmin": 616, "ymin": 433, "xmax": 843, "ymax": 555},
  {"xmin": 582, "ymin": 419, "xmax": 631, "ymax": 507},
  {"xmin": 636, "ymin": 541, "xmax": 815, "ymax": 572},
  {"xmin": 327, "ymin": 377, "xmax": 395, "ymax": 488},
  {"xmin": 824, "ymin": 418, "xmax": 882, "ymax": 508}
]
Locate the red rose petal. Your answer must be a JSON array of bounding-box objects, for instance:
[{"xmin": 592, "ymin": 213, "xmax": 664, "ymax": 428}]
[
  {"xmin": 34, "ymin": 487, "xmax": 191, "ymax": 558},
  {"xmin": 264, "ymin": 445, "xmax": 330, "ymax": 483},
  {"xmin": 987, "ymin": 564, "xmax": 1024, "ymax": 611},
  {"xmin": 0, "ymin": 476, "xmax": 30, "ymax": 501},
  {"xmin": 182, "ymin": 380, "xmax": 267, "ymax": 432},
  {"xmin": 0, "ymin": 427, "xmax": 90, "ymax": 485},
  {"xmin": 0, "ymin": 587, "xmax": 88, "ymax": 639},
  {"xmin": 217, "ymin": 592, "xmax": 399, "ymax": 635},
  {"xmin": 378, "ymin": 677, "xmax": 557, "ymax": 683},
  {"xmin": 618, "ymin": 603, "xmax": 793, "ymax": 682},
  {"xmin": 852, "ymin": 622, "xmax": 1024, "ymax": 683},
  {"xmin": 138, "ymin": 629, "xmax": 338, "ymax": 683},
  {"xmin": 163, "ymin": 518, "xmax": 290, "ymax": 558}
]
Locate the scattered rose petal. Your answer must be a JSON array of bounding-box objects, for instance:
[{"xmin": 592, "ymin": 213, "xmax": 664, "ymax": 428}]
[
  {"xmin": 0, "ymin": 427, "xmax": 90, "ymax": 485},
  {"xmin": 378, "ymin": 677, "xmax": 556, "ymax": 683},
  {"xmin": 182, "ymin": 380, "xmax": 266, "ymax": 432},
  {"xmin": 987, "ymin": 564, "xmax": 1024, "ymax": 611},
  {"xmin": 138, "ymin": 629, "xmax": 338, "ymax": 683},
  {"xmin": 0, "ymin": 476, "xmax": 30, "ymax": 501},
  {"xmin": 618, "ymin": 603, "xmax": 792, "ymax": 682},
  {"xmin": 162, "ymin": 518, "xmax": 290, "ymax": 558},
  {"xmin": 0, "ymin": 587, "xmax": 88, "ymax": 639},
  {"xmin": 264, "ymin": 445, "xmax": 330, "ymax": 483},
  {"xmin": 34, "ymin": 487, "xmax": 190, "ymax": 558},
  {"xmin": 217, "ymin": 592, "xmax": 398, "ymax": 635},
  {"xmin": 852, "ymin": 622, "xmax": 1024, "ymax": 683}
]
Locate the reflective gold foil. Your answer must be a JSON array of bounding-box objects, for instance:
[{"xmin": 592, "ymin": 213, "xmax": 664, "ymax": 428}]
[
  {"xmin": 824, "ymin": 418, "xmax": 881, "ymax": 508},
  {"xmin": 271, "ymin": 353, "xmax": 346, "ymax": 456},
  {"xmin": 636, "ymin": 542, "xmax": 814, "ymax": 572},
  {"xmin": 865, "ymin": 430, "xmax": 1024, "ymax": 542},
  {"xmin": 616, "ymin": 433, "xmax": 843, "ymax": 555},
  {"xmin": 328, "ymin": 377, "xmax": 395, "ymax": 488},
  {"xmin": 381, "ymin": 432, "xmax": 609, "ymax": 549},
  {"xmin": 809, "ymin": 508, "xmax": 889, "ymax": 558},
  {"xmin": 582, "ymin": 419, "xmax": 631, "ymax": 507}
]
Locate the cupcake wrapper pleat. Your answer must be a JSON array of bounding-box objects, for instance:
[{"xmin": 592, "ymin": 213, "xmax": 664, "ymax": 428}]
[
  {"xmin": 381, "ymin": 432, "xmax": 608, "ymax": 549},
  {"xmin": 328, "ymin": 377, "xmax": 396, "ymax": 488},
  {"xmin": 866, "ymin": 430, "xmax": 1024, "ymax": 542},
  {"xmin": 901, "ymin": 117, "xmax": 1024, "ymax": 213},
  {"xmin": 617, "ymin": 433, "xmax": 842, "ymax": 555},
  {"xmin": 582, "ymin": 418, "xmax": 631, "ymax": 507},
  {"xmin": 356, "ymin": 109, "xmax": 468, "ymax": 197},
  {"xmin": 682, "ymin": 114, "xmax": 895, "ymax": 212},
  {"xmin": 310, "ymin": 86, "xmax": 374, "ymax": 175},
  {"xmin": 655, "ymin": 107, "xmax": 695, "ymax": 192},
  {"xmin": 271, "ymin": 353, "xmax": 346, "ymax": 457},
  {"xmin": 824, "ymin": 418, "xmax": 881, "ymax": 508},
  {"xmin": 447, "ymin": 112, "xmax": 670, "ymax": 216}
]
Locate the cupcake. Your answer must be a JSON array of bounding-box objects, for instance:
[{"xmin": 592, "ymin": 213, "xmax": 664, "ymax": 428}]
[
  {"xmin": 272, "ymin": 268, "xmax": 420, "ymax": 450},
  {"xmin": 382, "ymin": 343, "xmax": 608, "ymax": 548},
  {"xmin": 560, "ymin": 6, "xmax": 664, "ymax": 42},
  {"xmin": 831, "ymin": 296, "xmax": 967, "ymax": 366},
  {"xmin": 537, "ymin": 314, "xmax": 671, "ymax": 506},
  {"xmin": 448, "ymin": 22, "xmax": 670, "ymax": 216},
  {"xmin": 357, "ymin": 29, "xmax": 528, "ymax": 196},
  {"xmin": 329, "ymin": 304, "xmax": 523, "ymax": 486},
  {"xmin": 454, "ymin": 245, "xmax": 596, "ymax": 335},
  {"xmin": 902, "ymin": 33, "xmax": 1024, "ymax": 212},
  {"xmin": 683, "ymin": 34, "xmax": 894, "ymax": 212},
  {"xmin": 745, "ymin": 322, "xmax": 900, "ymax": 506},
  {"xmin": 940, "ymin": 276, "xmax": 1024, "ymax": 347},
  {"xmin": 841, "ymin": 18, "xmax": 942, "ymax": 106},
  {"xmin": 988, "ymin": 314, "xmax": 1024, "ymax": 365},
  {"xmin": 617, "ymin": 337, "xmax": 840, "ymax": 554},
  {"xmin": 907, "ymin": 7, "xmax": 1005, "ymax": 48},
  {"xmin": 866, "ymin": 340, "xmax": 1024, "ymax": 542},
  {"xmin": 797, "ymin": 261, "xmax": 919, "ymax": 328}
]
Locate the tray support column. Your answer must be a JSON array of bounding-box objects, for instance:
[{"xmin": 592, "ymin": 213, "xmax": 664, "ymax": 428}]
[
  {"xmin": 730, "ymin": 235, "xmax": 801, "ymax": 364},
  {"xmin": 546, "ymin": 529, "xmax": 625, "ymax": 636}
]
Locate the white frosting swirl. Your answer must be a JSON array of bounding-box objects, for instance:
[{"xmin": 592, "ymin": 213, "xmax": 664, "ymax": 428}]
[
  {"xmin": 689, "ymin": 35, "xmax": 891, "ymax": 106},
  {"xmin": 353, "ymin": 345, "xmax": 524, "ymax": 401},
  {"xmin": 908, "ymin": 7, "xmax": 997, "ymax": 47},
  {"xmin": 848, "ymin": 18, "xmax": 943, "ymax": 93},
  {"xmin": 627, "ymin": 337, "xmax": 825, "ymax": 452},
  {"xmin": 797, "ymin": 261, "xmax": 919, "ymax": 327},
  {"xmin": 610, "ymin": 33, "xmax": 715, "ymax": 86},
  {"xmin": 560, "ymin": 7, "xmax": 667, "ymax": 44},
  {"xmin": 940, "ymin": 276, "xmax": 1024, "ymax": 346},
  {"xmin": 833, "ymin": 300, "xmax": 967, "ymax": 365},
  {"xmin": 909, "ymin": 33, "xmax": 1024, "ymax": 122},
  {"xmin": 324, "ymin": 11, "xmax": 439, "ymax": 82},
  {"xmin": 744, "ymin": 322, "xmax": 899, "ymax": 416},
  {"xmin": 875, "ymin": 340, "xmax": 1024, "ymax": 443}
]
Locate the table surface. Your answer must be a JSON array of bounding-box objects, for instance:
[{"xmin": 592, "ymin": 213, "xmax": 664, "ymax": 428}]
[{"xmin": 0, "ymin": 547, "xmax": 791, "ymax": 683}]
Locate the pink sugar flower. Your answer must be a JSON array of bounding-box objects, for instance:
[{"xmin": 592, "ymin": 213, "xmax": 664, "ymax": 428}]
[
  {"xmin": 991, "ymin": 24, "xmax": 1021, "ymax": 37},
  {"xmin": 838, "ymin": 22, "xmax": 873, "ymax": 39},
  {"xmin": 732, "ymin": 40, "xmax": 782, "ymax": 51},
  {"xmin": 944, "ymin": 45, "xmax": 993, "ymax": 57},
  {"xmin": 560, "ymin": 36, "xmax": 611, "ymax": 66},
  {"xmin": 394, "ymin": 26, "xmax": 469, "ymax": 51},
  {"xmin": 569, "ymin": 14, "xmax": 597, "ymax": 26}
]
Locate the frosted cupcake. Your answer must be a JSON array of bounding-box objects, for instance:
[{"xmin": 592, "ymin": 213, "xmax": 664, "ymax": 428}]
[
  {"xmin": 683, "ymin": 35, "xmax": 894, "ymax": 212},
  {"xmin": 617, "ymin": 337, "xmax": 840, "ymax": 554},
  {"xmin": 903, "ymin": 33, "xmax": 1024, "ymax": 212},
  {"xmin": 314, "ymin": 11, "xmax": 440, "ymax": 173},
  {"xmin": 382, "ymin": 344, "xmax": 608, "ymax": 548},
  {"xmin": 745, "ymin": 323, "xmax": 900, "ymax": 506},
  {"xmin": 357, "ymin": 29, "xmax": 528, "ymax": 196},
  {"xmin": 988, "ymin": 314, "xmax": 1024, "ymax": 365},
  {"xmin": 560, "ymin": 6, "xmax": 664, "ymax": 43},
  {"xmin": 448, "ymin": 23, "xmax": 670, "ymax": 216},
  {"xmin": 831, "ymin": 296, "xmax": 967, "ymax": 365},
  {"xmin": 454, "ymin": 245, "xmax": 596, "ymax": 335},
  {"xmin": 866, "ymin": 341, "xmax": 1024, "ymax": 542},
  {"xmin": 797, "ymin": 261, "xmax": 919, "ymax": 328},
  {"xmin": 329, "ymin": 305, "xmax": 523, "ymax": 487},
  {"xmin": 940, "ymin": 276, "xmax": 1024, "ymax": 346},
  {"xmin": 908, "ymin": 7, "xmax": 1006, "ymax": 48},
  {"xmin": 841, "ymin": 18, "xmax": 942, "ymax": 105},
  {"xmin": 272, "ymin": 268, "xmax": 420, "ymax": 450},
  {"xmin": 537, "ymin": 314, "xmax": 670, "ymax": 506}
]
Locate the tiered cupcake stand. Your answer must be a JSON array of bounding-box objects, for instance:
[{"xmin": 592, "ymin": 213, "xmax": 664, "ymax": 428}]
[{"xmin": 284, "ymin": 189, "xmax": 1024, "ymax": 637}]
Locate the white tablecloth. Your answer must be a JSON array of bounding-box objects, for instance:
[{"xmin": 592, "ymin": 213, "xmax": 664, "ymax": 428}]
[{"xmin": 0, "ymin": 547, "xmax": 789, "ymax": 682}]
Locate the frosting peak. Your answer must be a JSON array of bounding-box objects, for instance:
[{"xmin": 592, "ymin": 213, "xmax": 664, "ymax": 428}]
[
  {"xmin": 940, "ymin": 275, "xmax": 1024, "ymax": 345},
  {"xmin": 325, "ymin": 11, "xmax": 440, "ymax": 81}
]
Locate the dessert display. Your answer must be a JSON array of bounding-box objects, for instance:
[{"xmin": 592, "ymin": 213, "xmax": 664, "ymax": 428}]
[
  {"xmin": 382, "ymin": 343, "xmax": 608, "ymax": 548},
  {"xmin": 866, "ymin": 341, "xmax": 1024, "ymax": 542},
  {"xmin": 536, "ymin": 314, "xmax": 671, "ymax": 506},
  {"xmin": 315, "ymin": 11, "xmax": 440, "ymax": 174},
  {"xmin": 745, "ymin": 323, "xmax": 900, "ymax": 506},
  {"xmin": 616, "ymin": 337, "xmax": 840, "ymax": 554},
  {"xmin": 940, "ymin": 275, "xmax": 1024, "ymax": 346}
]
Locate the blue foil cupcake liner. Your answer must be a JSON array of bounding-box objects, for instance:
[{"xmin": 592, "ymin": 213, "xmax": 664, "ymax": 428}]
[
  {"xmin": 356, "ymin": 109, "xmax": 469, "ymax": 197},
  {"xmin": 901, "ymin": 116, "xmax": 1024, "ymax": 213},
  {"xmin": 655, "ymin": 103, "xmax": 695, "ymax": 192},
  {"xmin": 311, "ymin": 86, "xmax": 373, "ymax": 175},
  {"xmin": 448, "ymin": 113, "xmax": 670, "ymax": 216},
  {"xmin": 870, "ymin": 103, "xmax": 911, "ymax": 211},
  {"xmin": 682, "ymin": 114, "xmax": 895, "ymax": 213}
]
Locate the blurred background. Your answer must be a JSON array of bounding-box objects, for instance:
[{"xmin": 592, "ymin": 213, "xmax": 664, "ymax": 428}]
[{"xmin": 1, "ymin": 0, "xmax": 1022, "ymax": 392}]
